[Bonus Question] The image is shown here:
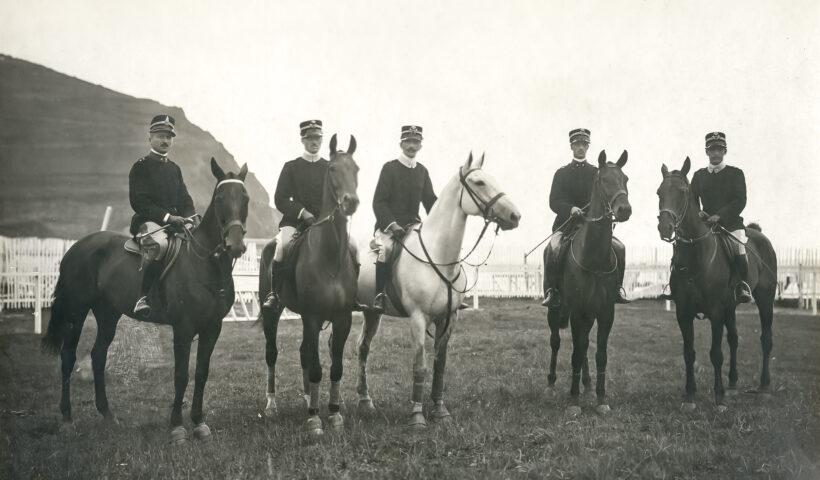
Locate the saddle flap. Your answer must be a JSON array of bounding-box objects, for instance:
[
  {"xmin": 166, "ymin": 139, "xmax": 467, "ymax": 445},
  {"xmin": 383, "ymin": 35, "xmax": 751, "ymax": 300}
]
[{"xmin": 124, "ymin": 238, "xmax": 141, "ymax": 255}]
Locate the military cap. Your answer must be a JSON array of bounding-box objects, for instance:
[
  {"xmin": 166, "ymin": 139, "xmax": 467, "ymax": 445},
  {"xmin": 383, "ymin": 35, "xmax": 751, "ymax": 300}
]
[
  {"xmin": 300, "ymin": 119, "xmax": 323, "ymax": 137},
  {"xmin": 705, "ymin": 131, "xmax": 727, "ymax": 148},
  {"xmin": 569, "ymin": 128, "xmax": 591, "ymax": 143},
  {"xmin": 149, "ymin": 115, "xmax": 176, "ymax": 137},
  {"xmin": 401, "ymin": 125, "xmax": 423, "ymax": 141}
]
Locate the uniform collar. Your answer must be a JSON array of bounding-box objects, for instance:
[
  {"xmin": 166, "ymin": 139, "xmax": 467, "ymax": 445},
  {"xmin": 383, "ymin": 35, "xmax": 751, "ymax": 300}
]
[
  {"xmin": 148, "ymin": 150, "xmax": 168, "ymax": 161},
  {"xmin": 301, "ymin": 151, "xmax": 321, "ymax": 163},
  {"xmin": 707, "ymin": 161, "xmax": 726, "ymax": 173},
  {"xmin": 571, "ymin": 157, "xmax": 588, "ymax": 166},
  {"xmin": 399, "ymin": 152, "xmax": 417, "ymax": 169}
]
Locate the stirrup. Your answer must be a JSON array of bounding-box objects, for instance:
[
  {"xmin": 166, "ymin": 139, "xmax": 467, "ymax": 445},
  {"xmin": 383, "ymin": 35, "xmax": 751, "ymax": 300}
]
[
  {"xmin": 615, "ymin": 287, "xmax": 631, "ymax": 304},
  {"xmin": 736, "ymin": 282, "xmax": 752, "ymax": 304},
  {"xmin": 134, "ymin": 296, "xmax": 151, "ymax": 316},
  {"xmin": 261, "ymin": 291, "xmax": 280, "ymax": 312},
  {"xmin": 541, "ymin": 289, "xmax": 560, "ymax": 308},
  {"xmin": 372, "ymin": 293, "xmax": 386, "ymax": 313}
]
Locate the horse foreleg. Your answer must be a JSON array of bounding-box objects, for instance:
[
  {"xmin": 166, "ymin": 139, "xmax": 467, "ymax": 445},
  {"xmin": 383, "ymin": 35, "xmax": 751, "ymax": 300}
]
[
  {"xmin": 676, "ymin": 309, "xmax": 697, "ymax": 410},
  {"xmin": 725, "ymin": 308, "xmax": 739, "ymax": 393},
  {"xmin": 263, "ymin": 307, "xmax": 282, "ymax": 416},
  {"xmin": 568, "ymin": 314, "xmax": 593, "ymax": 416},
  {"xmin": 300, "ymin": 316, "xmax": 323, "ymax": 435},
  {"xmin": 90, "ymin": 303, "xmax": 121, "ymax": 423},
  {"xmin": 190, "ymin": 323, "xmax": 221, "ymax": 441},
  {"xmin": 594, "ymin": 306, "xmax": 615, "ymax": 414},
  {"xmin": 708, "ymin": 309, "xmax": 727, "ymax": 411},
  {"xmin": 408, "ymin": 312, "xmax": 429, "ymax": 428},
  {"xmin": 170, "ymin": 329, "xmax": 193, "ymax": 443},
  {"xmin": 327, "ymin": 311, "xmax": 352, "ymax": 431},
  {"xmin": 546, "ymin": 307, "xmax": 561, "ymax": 391},
  {"xmin": 356, "ymin": 310, "xmax": 382, "ymax": 411},
  {"xmin": 430, "ymin": 315, "xmax": 454, "ymax": 422}
]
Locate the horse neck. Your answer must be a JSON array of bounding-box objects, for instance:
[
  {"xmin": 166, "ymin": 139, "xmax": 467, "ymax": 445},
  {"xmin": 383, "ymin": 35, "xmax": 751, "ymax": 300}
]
[
  {"xmin": 586, "ymin": 173, "xmax": 608, "ymax": 219},
  {"xmin": 577, "ymin": 218, "xmax": 613, "ymax": 268},
  {"xmin": 194, "ymin": 204, "xmax": 222, "ymax": 250},
  {"xmin": 418, "ymin": 175, "xmax": 467, "ymax": 274},
  {"xmin": 315, "ymin": 170, "xmax": 348, "ymax": 265},
  {"xmin": 679, "ymin": 188, "xmax": 710, "ymax": 242}
]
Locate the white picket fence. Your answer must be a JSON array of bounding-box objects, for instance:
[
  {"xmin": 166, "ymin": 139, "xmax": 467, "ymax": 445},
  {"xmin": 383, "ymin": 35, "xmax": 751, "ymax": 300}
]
[{"xmin": 2, "ymin": 237, "xmax": 819, "ymax": 334}]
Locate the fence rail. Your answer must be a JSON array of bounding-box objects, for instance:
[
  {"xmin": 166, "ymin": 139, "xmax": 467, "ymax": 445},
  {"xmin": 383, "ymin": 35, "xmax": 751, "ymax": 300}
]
[{"xmin": 2, "ymin": 237, "xmax": 819, "ymax": 330}]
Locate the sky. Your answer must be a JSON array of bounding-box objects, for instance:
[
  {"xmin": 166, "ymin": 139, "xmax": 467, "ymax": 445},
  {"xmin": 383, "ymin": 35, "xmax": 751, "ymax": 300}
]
[{"xmin": 2, "ymin": 0, "xmax": 819, "ymax": 259}]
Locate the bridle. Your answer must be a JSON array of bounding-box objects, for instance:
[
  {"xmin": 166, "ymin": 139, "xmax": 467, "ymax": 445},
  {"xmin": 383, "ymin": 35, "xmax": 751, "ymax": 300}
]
[
  {"xmin": 586, "ymin": 165, "xmax": 628, "ymax": 222},
  {"xmin": 186, "ymin": 178, "xmax": 247, "ymax": 261},
  {"xmin": 458, "ymin": 166, "xmax": 507, "ymax": 224},
  {"xmin": 657, "ymin": 173, "xmax": 711, "ymax": 244}
]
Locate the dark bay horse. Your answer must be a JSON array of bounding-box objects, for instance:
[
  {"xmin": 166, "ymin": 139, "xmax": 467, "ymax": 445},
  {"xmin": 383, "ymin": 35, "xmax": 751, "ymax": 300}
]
[
  {"xmin": 546, "ymin": 150, "xmax": 631, "ymax": 416},
  {"xmin": 258, "ymin": 134, "xmax": 359, "ymax": 435},
  {"xmin": 657, "ymin": 158, "xmax": 777, "ymax": 411},
  {"xmin": 41, "ymin": 158, "xmax": 249, "ymax": 443},
  {"xmin": 355, "ymin": 153, "xmax": 521, "ymax": 427}
]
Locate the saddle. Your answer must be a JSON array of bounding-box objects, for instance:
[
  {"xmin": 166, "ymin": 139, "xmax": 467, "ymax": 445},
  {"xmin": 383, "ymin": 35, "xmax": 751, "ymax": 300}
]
[
  {"xmin": 366, "ymin": 224, "xmax": 419, "ymax": 317},
  {"xmin": 124, "ymin": 234, "xmax": 184, "ymax": 282}
]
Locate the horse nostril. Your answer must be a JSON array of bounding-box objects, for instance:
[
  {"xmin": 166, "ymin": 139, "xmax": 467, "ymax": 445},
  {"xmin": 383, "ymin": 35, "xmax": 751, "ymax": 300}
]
[{"xmin": 510, "ymin": 212, "xmax": 520, "ymax": 223}]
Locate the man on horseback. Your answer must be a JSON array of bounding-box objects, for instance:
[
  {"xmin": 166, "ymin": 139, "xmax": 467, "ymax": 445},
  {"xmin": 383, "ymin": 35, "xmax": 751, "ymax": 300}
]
[
  {"xmin": 371, "ymin": 125, "xmax": 438, "ymax": 313},
  {"xmin": 129, "ymin": 114, "xmax": 198, "ymax": 316},
  {"xmin": 692, "ymin": 131, "xmax": 752, "ymax": 303},
  {"xmin": 261, "ymin": 120, "xmax": 327, "ymax": 312},
  {"xmin": 542, "ymin": 128, "xmax": 629, "ymax": 307}
]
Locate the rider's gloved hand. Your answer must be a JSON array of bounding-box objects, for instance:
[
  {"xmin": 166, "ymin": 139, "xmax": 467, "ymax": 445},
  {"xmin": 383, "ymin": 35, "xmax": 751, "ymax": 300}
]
[
  {"xmin": 186, "ymin": 215, "xmax": 201, "ymax": 229},
  {"xmin": 388, "ymin": 223, "xmax": 407, "ymax": 239},
  {"xmin": 300, "ymin": 210, "xmax": 316, "ymax": 226},
  {"xmin": 570, "ymin": 206, "xmax": 583, "ymax": 217},
  {"xmin": 167, "ymin": 215, "xmax": 186, "ymax": 227}
]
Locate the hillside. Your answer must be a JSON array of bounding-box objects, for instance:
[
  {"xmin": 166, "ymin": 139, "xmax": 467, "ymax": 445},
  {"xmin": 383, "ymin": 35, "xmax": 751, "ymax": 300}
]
[{"xmin": 0, "ymin": 54, "xmax": 278, "ymax": 239}]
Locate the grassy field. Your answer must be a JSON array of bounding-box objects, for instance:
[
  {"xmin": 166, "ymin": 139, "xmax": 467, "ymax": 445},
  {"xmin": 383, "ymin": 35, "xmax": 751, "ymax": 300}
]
[{"xmin": 1, "ymin": 299, "xmax": 818, "ymax": 479}]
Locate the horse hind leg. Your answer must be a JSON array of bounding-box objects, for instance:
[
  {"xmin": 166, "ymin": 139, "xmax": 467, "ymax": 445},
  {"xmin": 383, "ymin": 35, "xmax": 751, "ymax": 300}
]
[
  {"xmin": 725, "ymin": 308, "xmax": 739, "ymax": 394},
  {"xmin": 594, "ymin": 307, "xmax": 615, "ymax": 414},
  {"xmin": 90, "ymin": 301, "xmax": 121, "ymax": 423},
  {"xmin": 708, "ymin": 310, "xmax": 727, "ymax": 411},
  {"xmin": 676, "ymin": 310, "xmax": 697, "ymax": 410},
  {"xmin": 47, "ymin": 294, "xmax": 91, "ymax": 425},
  {"xmin": 546, "ymin": 307, "xmax": 561, "ymax": 395},
  {"xmin": 356, "ymin": 310, "xmax": 382, "ymax": 412},
  {"xmin": 567, "ymin": 314, "xmax": 593, "ymax": 417},
  {"xmin": 755, "ymin": 289, "xmax": 775, "ymax": 392}
]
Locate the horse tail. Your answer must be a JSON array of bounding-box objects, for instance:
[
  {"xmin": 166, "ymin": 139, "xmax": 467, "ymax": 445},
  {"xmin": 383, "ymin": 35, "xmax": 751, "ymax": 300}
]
[
  {"xmin": 747, "ymin": 222, "xmax": 762, "ymax": 232},
  {"xmin": 256, "ymin": 239, "xmax": 277, "ymax": 324},
  {"xmin": 41, "ymin": 274, "xmax": 71, "ymax": 355}
]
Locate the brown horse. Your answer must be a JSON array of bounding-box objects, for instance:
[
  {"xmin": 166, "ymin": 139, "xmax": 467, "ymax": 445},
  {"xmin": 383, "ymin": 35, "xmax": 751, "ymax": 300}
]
[
  {"xmin": 41, "ymin": 158, "xmax": 249, "ymax": 443},
  {"xmin": 258, "ymin": 134, "xmax": 359, "ymax": 435},
  {"xmin": 657, "ymin": 157, "xmax": 777, "ymax": 411},
  {"xmin": 545, "ymin": 150, "xmax": 631, "ymax": 416}
]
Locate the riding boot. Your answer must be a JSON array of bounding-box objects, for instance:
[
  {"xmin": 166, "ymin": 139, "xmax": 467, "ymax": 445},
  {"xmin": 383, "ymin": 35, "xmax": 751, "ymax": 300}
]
[
  {"xmin": 541, "ymin": 240, "xmax": 566, "ymax": 308},
  {"xmin": 613, "ymin": 239, "xmax": 631, "ymax": 304},
  {"xmin": 734, "ymin": 253, "xmax": 752, "ymax": 304},
  {"xmin": 373, "ymin": 262, "xmax": 389, "ymax": 313},
  {"xmin": 262, "ymin": 261, "xmax": 283, "ymax": 312},
  {"xmin": 134, "ymin": 259, "xmax": 161, "ymax": 316}
]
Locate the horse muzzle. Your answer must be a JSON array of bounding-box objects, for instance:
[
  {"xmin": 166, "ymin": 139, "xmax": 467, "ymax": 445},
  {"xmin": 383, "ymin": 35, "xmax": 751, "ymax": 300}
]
[{"xmin": 341, "ymin": 194, "xmax": 359, "ymax": 216}]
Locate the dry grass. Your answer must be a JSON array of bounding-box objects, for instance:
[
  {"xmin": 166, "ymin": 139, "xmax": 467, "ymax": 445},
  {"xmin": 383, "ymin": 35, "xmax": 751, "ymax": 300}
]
[{"xmin": 1, "ymin": 299, "xmax": 818, "ymax": 479}]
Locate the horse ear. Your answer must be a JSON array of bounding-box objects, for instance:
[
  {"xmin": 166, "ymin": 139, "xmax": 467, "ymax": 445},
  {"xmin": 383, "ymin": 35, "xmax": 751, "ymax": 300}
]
[
  {"xmin": 464, "ymin": 151, "xmax": 474, "ymax": 169},
  {"xmin": 210, "ymin": 157, "xmax": 225, "ymax": 181},
  {"xmin": 475, "ymin": 152, "xmax": 485, "ymax": 168},
  {"xmin": 329, "ymin": 134, "xmax": 338, "ymax": 154},
  {"xmin": 598, "ymin": 150, "xmax": 607, "ymax": 168},
  {"xmin": 682, "ymin": 157, "xmax": 691, "ymax": 176},
  {"xmin": 347, "ymin": 135, "xmax": 356, "ymax": 155},
  {"xmin": 661, "ymin": 164, "xmax": 669, "ymax": 176},
  {"xmin": 239, "ymin": 163, "xmax": 248, "ymax": 181},
  {"xmin": 616, "ymin": 150, "xmax": 627, "ymax": 167}
]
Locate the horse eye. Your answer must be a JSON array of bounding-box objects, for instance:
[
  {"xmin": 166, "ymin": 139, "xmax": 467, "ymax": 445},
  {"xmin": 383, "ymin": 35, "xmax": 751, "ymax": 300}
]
[{"xmin": 474, "ymin": 180, "xmax": 485, "ymax": 186}]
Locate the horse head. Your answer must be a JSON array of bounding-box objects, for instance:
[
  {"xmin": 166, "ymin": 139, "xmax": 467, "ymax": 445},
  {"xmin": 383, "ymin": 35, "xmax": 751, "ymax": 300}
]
[
  {"xmin": 458, "ymin": 152, "xmax": 521, "ymax": 230},
  {"xmin": 210, "ymin": 157, "xmax": 249, "ymax": 259},
  {"xmin": 657, "ymin": 157, "xmax": 692, "ymax": 242},
  {"xmin": 595, "ymin": 150, "xmax": 632, "ymax": 222},
  {"xmin": 327, "ymin": 134, "xmax": 360, "ymax": 216}
]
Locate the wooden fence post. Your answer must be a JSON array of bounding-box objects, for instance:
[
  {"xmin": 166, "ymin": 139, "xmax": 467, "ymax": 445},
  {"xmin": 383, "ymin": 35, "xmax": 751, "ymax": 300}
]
[
  {"xmin": 812, "ymin": 271, "xmax": 817, "ymax": 316},
  {"xmin": 34, "ymin": 272, "xmax": 42, "ymax": 334}
]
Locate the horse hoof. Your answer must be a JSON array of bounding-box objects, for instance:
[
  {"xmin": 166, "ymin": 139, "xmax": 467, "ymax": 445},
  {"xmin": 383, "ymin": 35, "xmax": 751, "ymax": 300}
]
[
  {"xmin": 358, "ymin": 398, "xmax": 376, "ymax": 412},
  {"xmin": 327, "ymin": 413, "xmax": 344, "ymax": 432},
  {"xmin": 264, "ymin": 397, "xmax": 277, "ymax": 418},
  {"xmin": 193, "ymin": 423, "xmax": 212, "ymax": 441},
  {"xmin": 59, "ymin": 421, "xmax": 76, "ymax": 434},
  {"xmin": 565, "ymin": 405, "xmax": 582, "ymax": 417},
  {"xmin": 103, "ymin": 413, "xmax": 120, "ymax": 426},
  {"xmin": 545, "ymin": 386, "xmax": 557, "ymax": 398},
  {"xmin": 170, "ymin": 426, "xmax": 190, "ymax": 445},
  {"xmin": 716, "ymin": 404, "xmax": 728, "ymax": 413},
  {"xmin": 407, "ymin": 412, "xmax": 427, "ymax": 428},
  {"xmin": 680, "ymin": 402, "xmax": 696, "ymax": 412},
  {"xmin": 431, "ymin": 404, "xmax": 451, "ymax": 422},
  {"xmin": 306, "ymin": 416, "xmax": 324, "ymax": 436},
  {"xmin": 595, "ymin": 404, "xmax": 611, "ymax": 415},
  {"xmin": 726, "ymin": 388, "xmax": 739, "ymax": 397}
]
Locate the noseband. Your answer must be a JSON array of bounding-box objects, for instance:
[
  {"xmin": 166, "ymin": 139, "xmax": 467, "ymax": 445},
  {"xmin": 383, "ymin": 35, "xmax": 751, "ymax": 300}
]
[{"xmin": 458, "ymin": 167, "xmax": 506, "ymax": 223}]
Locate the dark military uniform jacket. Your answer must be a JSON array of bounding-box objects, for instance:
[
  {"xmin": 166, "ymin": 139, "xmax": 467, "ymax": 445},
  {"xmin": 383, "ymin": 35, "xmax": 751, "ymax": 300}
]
[
  {"xmin": 373, "ymin": 159, "xmax": 437, "ymax": 231},
  {"xmin": 129, "ymin": 153, "xmax": 196, "ymax": 235},
  {"xmin": 691, "ymin": 165, "xmax": 746, "ymax": 231},
  {"xmin": 549, "ymin": 159, "xmax": 597, "ymax": 232},
  {"xmin": 274, "ymin": 157, "xmax": 328, "ymax": 229}
]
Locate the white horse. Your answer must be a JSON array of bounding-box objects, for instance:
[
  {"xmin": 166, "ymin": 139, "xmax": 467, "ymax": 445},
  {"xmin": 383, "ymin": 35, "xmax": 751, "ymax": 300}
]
[{"xmin": 356, "ymin": 152, "xmax": 521, "ymax": 427}]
